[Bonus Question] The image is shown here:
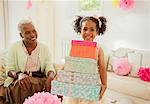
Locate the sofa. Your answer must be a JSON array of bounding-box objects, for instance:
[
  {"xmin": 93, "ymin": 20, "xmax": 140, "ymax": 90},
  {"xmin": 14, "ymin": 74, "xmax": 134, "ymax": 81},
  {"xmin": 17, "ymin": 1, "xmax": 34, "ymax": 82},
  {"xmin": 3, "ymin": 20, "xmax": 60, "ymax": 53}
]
[
  {"xmin": 0, "ymin": 48, "xmax": 150, "ymax": 104},
  {"xmin": 104, "ymin": 48, "xmax": 150, "ymax": 104}
]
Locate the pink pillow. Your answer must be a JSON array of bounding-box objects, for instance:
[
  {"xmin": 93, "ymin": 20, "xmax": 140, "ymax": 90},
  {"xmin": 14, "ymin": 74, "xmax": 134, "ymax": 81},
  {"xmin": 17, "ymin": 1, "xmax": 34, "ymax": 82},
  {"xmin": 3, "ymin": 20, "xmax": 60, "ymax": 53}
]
[
  {"xmin": 113, "ymin": 58, "xmax": 131, "ymax": 75},
  {"xmin": 137, "ymin": 67, "xmax": 150, "ymax": 82}
]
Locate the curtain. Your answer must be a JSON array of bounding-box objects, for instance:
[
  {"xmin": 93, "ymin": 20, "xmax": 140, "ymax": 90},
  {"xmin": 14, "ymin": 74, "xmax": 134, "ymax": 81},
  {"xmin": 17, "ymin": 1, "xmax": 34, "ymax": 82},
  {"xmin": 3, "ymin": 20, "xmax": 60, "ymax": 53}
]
[{"xmin": 0, "ymin": 0, "xmax": 9, "ymax": 50}]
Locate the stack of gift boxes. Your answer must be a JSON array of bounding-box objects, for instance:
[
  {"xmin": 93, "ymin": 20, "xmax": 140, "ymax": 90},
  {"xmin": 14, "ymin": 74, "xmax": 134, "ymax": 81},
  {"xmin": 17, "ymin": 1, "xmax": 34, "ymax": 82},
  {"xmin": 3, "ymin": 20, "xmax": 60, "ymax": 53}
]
[{"xmin": 51, "ymin": 40, "xmax": 101, "ymax": 101}]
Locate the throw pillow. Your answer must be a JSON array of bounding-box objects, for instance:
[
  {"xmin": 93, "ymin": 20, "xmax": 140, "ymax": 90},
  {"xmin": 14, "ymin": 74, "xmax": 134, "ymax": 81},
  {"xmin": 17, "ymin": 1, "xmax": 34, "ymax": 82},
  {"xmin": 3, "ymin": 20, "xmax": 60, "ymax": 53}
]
[
  {"xmin": 128, "ymin": 52, "xmax": 142, "ymax": 77},
  {"xmin": 137, "ymin": 67, "xmax": 150, "ymax": 82},
  {"xmin": 113, "ymin": 48, "xmax": 135, "ymax": 57},
  {"xmin": 113, "ymin": 58, "xmax": 131, "ymax": 75}
]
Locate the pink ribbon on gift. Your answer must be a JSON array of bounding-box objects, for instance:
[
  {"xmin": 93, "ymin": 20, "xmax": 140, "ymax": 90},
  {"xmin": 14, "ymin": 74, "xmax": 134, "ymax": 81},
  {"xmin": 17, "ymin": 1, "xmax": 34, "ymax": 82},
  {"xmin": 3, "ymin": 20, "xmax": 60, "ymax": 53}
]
[{"xmin": 72, "ymin": 40, "xmax": 97, "ymax": 47}]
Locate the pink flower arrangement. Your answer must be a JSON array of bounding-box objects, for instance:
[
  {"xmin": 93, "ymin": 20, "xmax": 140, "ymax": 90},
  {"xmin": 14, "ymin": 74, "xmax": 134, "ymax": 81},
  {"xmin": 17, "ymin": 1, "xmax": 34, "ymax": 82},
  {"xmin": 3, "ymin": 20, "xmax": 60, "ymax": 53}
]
[
  {"xmin": 23, "ymin": 92, "xmax": 61, "ymax": 104},
  {"xmin": 137, "ymin": 67, "xmax": 150, "ymax": 82},
  {"xmin": 120, "ymin": 0, "xmax": 134, "ymax": 10}
]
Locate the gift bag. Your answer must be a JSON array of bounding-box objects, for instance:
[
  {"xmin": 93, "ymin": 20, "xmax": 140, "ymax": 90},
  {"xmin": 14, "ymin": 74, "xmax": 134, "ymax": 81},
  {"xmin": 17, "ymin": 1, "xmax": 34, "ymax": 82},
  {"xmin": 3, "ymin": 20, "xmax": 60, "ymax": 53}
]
[{"xmin": 70, "ymin": 40, "xmax": 97, "ymax": 59}]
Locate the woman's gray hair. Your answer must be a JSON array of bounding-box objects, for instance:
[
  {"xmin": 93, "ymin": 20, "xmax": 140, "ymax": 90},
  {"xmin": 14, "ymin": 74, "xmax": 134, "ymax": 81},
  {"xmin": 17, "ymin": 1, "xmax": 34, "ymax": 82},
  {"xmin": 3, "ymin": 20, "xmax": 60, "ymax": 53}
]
[{"xmin": 18, "ymin": 19, "xmax": 34, "ymax": 33}]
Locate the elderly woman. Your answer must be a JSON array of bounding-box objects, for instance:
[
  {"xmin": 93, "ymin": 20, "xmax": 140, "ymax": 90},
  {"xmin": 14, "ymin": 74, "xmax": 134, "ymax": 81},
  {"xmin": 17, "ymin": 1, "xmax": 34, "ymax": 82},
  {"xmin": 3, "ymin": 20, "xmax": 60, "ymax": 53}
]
[{"xmin": 1, "ymin": 19, "xmax": 56, "ymax": 104}]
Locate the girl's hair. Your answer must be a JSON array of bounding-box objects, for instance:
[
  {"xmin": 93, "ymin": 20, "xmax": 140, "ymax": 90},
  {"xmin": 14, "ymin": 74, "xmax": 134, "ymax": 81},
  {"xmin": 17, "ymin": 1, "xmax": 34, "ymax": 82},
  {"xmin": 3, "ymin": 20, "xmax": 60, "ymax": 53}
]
[{"xmin": 73, "ymin": 16, "xmax": 107, "ymax": 36}]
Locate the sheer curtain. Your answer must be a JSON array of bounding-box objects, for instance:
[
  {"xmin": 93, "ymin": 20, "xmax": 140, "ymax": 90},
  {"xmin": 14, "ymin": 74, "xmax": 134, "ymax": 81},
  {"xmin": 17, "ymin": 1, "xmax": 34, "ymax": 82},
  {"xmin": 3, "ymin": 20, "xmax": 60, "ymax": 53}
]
[{"xmin": 0, "ymin": 0, "xmax": 9, "ymax": 50}]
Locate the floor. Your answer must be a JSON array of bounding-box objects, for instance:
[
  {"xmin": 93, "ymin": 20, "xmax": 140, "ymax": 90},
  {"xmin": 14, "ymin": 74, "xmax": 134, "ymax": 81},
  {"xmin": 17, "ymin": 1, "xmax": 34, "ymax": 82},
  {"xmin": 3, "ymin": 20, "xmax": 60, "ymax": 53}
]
[{"xmin": 60, "ymin": 96, "xmax": 114, "ymax": 104}]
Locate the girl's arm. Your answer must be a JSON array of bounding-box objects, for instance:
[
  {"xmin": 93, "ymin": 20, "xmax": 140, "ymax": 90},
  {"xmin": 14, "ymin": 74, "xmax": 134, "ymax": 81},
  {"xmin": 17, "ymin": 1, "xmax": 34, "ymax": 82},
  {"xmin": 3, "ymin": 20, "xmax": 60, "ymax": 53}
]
[{"xmin": 98, "ymin": 47, "xmax": 107, "ymax": 100}]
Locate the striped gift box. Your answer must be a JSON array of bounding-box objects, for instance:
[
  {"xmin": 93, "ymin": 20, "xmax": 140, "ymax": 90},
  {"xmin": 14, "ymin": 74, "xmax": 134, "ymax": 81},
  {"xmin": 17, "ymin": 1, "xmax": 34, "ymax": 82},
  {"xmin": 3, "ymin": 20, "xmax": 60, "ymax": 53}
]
[
  {"xmin": 70, "ymin": 40, "xmax": 97, "ymax": 59},
  {"xmin": 51, "ymin": 80, "xmax": 101, "ymax": 101}
]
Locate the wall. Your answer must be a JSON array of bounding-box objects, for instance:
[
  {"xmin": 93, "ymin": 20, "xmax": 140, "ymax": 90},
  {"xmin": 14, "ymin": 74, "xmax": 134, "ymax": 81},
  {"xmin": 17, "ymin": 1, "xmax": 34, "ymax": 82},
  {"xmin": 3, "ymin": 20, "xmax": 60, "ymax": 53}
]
[
  {"xmin": 54, "ymin": 0, "xmax": 150, "ymax": 62},
  {"xmin": 1, "ymin": 0, "xmax": 150, "ymax": 63}
]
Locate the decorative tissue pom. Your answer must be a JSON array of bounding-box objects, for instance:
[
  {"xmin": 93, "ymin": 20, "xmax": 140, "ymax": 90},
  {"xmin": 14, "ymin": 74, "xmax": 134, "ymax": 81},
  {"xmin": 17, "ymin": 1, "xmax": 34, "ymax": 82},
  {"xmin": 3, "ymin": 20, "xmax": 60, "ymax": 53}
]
[
  {"xmin": 137, "ymin": 67, "xmax": 150, "ymax": 82},
  {"xmin": 120, "ymin": 0, "xmax": 134, "ymax": 10},
  {"xmin": 23, "ymin": 92, "xmax": 61, "ymax": 104},
  {"xmin": 113, "ymin": 58, "xmax": 131, "ymax": 75}
]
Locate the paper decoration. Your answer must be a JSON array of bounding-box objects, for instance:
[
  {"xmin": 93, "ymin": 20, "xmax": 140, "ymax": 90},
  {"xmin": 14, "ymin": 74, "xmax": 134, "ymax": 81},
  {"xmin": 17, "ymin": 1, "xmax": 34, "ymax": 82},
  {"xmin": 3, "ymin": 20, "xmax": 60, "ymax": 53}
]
[
  {"xmin": 23, "ymin": 92, "xmax": 61, "ymax": 104},
  {"xmin": 120, "ymin": 0, "xmax": 134, "ymax": 10},
  {"xmin": 70, "ymin": 40, "xmax": 97, "ymax": 59},
  {"xmin": 112, "ymin": 0, "xmax": 120, "ymax": 7},
  {"xmin": 27, "ymin": 0, "xmax": 32, "ymax": 9},
  {"xmin": 80, "ymin": 0, "xmax": 101, "ymax": 11}
]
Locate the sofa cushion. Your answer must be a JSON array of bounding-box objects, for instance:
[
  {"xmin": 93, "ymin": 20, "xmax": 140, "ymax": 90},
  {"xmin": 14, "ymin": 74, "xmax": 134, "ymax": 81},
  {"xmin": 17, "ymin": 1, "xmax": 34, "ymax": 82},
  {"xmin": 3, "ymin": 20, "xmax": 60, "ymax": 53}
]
[
  {"xmin": 112, "ymin": 48, "xmax": 135, "ymax": 58},
  {"xmin": 128, "ymin": 52, "xmax": 142, "ymax": 77},
  {"xmin": 107, "ymin": 72, "xmax": 150, "ymax": 100},
  {"xmin": 113, "ymin": 58, "xmax": 131, "ymax": 75}
]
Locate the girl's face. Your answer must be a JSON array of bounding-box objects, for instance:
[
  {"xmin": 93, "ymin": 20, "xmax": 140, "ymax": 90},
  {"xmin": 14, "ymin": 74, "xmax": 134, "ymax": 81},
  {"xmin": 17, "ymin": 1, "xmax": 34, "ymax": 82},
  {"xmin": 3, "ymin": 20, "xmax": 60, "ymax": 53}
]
[{"xmin": 81, "ymin": 20, "xmax": 98, "ymax": 42}]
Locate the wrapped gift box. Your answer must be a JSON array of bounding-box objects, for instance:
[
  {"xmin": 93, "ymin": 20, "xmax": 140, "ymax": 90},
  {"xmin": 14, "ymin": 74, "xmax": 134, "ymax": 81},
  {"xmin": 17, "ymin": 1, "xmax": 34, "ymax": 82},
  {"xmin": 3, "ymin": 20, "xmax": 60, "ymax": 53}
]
[
  {"xmin": 70, "ymin": 40, "xmax": 97, "ymax": 59},
  {"xmin": 57, "ymin": 70, "xmax": 100, "ymax": 85},
  {"xmin": 64, "ymin": 56, "xmax": 97, "ymax": 73},
  {"xmin": 51, "ymin": 80, "xmax": 100, "ymax": 101}
]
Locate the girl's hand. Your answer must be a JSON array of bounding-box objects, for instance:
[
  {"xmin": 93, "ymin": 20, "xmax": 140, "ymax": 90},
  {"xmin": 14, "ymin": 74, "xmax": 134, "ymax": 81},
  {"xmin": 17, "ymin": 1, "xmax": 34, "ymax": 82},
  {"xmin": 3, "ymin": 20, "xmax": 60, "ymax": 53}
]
[{"xmin": 99, "ymin": 84, "xmax": 107, "ymax": 100}]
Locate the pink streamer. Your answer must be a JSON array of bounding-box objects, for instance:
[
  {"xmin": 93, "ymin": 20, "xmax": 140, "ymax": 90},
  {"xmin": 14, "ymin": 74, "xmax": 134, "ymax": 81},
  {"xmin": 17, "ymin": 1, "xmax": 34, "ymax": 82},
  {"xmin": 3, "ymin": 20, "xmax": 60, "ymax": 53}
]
[
  {"xmin": 27, "ymin": 0, "xmax": 32, "ymax": 9},
  {"xmin": 120, "ymin": 0, "xmax": 134, "ymax": 10}
]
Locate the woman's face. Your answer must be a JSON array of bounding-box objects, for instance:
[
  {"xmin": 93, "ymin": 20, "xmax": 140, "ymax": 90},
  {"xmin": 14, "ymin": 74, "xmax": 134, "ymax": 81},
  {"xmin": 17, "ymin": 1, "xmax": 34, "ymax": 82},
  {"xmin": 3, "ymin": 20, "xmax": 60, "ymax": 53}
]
[
  {"xmin": 20, "ymin": 23, "xmax": 37, "ymax": 45},
  {"xmin": 80, "ymin": 20, "xmax": 98, "ymax": 42}
]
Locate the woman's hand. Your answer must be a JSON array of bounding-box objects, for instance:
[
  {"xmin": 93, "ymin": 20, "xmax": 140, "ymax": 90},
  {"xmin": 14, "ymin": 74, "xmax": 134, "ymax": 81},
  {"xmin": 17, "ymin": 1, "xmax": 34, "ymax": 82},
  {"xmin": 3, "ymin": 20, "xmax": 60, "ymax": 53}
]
[
  {"xmin": 44, "ymin": 71, "xmax": 55, "ymax": 92},
  {"xmin": 99, "ymin": 84, "xmax": 107, "ymax": 100},
  {"xmin": 8, "ymin": 71, "xmax": 17, "ymax": 79},
  {"xmin": 17, "ymin": 73, "xmax": 31, "ymax": 90},
  {"xmin": 44, "ymin": 77, "xmax": 52, "ymax": 92}
]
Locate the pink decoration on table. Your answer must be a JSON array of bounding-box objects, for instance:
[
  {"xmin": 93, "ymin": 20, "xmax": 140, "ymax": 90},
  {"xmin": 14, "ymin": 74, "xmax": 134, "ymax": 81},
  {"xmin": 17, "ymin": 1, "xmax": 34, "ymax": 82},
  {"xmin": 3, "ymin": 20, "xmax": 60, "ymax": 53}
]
[
  {"xmin": 137, "ymin": 67, "xmax": 150, "ymax": 82},
  {"xmin": 23, "ymin": 92, "xmax": 61, "ymax": 104},
  {"xmin": 120, "ymin": 0, "xmax": 134, "ymax": 10},
  {"xmin": 113, "ymin": 58, "xmax": 131, "ymax": 75},
  {"xmin": 27, "ymin": 0, "xmax": 32, "ymax": 9}
]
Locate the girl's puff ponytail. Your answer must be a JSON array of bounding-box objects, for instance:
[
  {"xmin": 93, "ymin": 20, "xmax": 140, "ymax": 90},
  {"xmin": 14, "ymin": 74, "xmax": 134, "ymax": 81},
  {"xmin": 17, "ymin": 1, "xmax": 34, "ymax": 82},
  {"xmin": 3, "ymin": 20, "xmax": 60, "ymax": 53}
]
[
  {"xmin": 73, "ymin": 16, "xmax": 83, "ymax": 34},
  {"xmin": 98, "ymin": 16, "xmax": 107, "ymax": 35}
]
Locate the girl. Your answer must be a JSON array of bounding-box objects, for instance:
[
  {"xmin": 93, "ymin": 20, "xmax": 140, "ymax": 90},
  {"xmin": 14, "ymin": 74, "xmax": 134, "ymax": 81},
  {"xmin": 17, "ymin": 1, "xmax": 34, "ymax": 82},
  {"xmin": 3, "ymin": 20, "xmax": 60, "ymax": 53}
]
[{"xmin": 66, "ymin": 16, "xmax": 107, "ymax": 104}]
